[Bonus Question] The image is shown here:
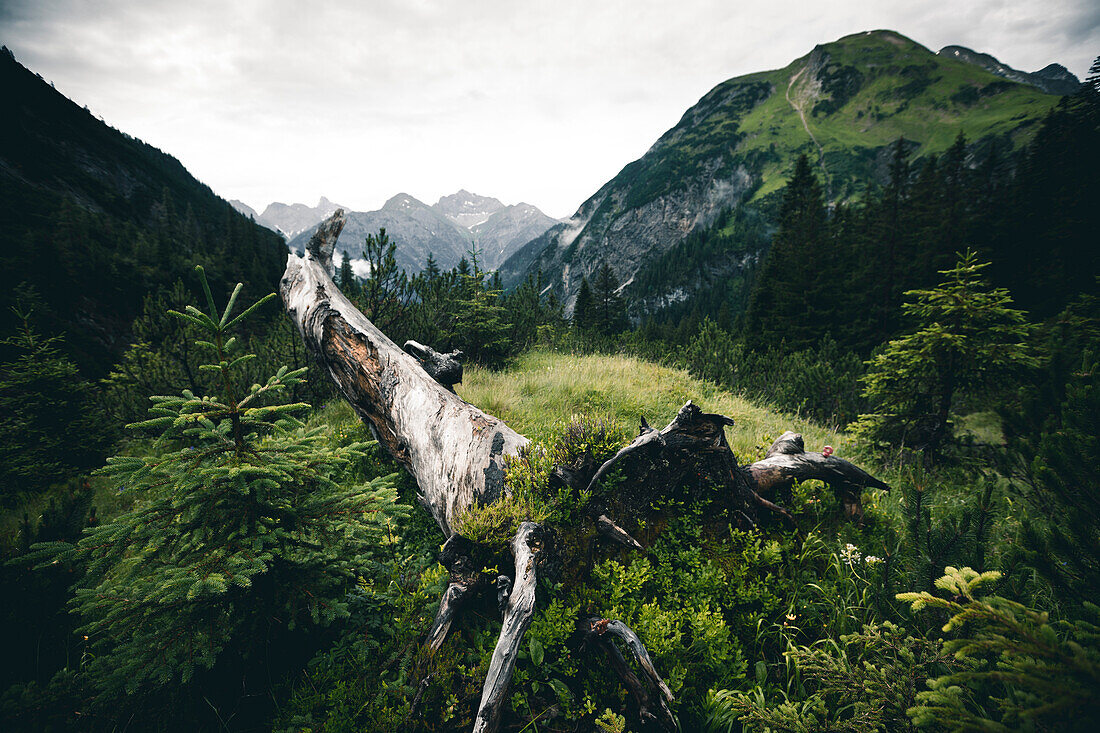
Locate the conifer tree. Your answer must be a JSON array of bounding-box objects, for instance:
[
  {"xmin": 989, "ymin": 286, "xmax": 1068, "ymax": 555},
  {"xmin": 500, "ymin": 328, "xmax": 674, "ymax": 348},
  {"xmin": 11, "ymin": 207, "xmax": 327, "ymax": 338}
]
[
  {"xmin": 1000, "ymin": 293, "xmax": 1100, "ymax": 606},
  {"xmin": 27, "ymin": 267, "xmax": 405, "ymax": 701},
  {"xmin": 871, "ymin": 138, "xmax": 912, "ymax": 339},
  {"xmin": 591, "ymin": 260, "xmax": 628, "ymax": 336},
  {"xmin": 452, "ymin": 261, "xmax": 512, "ymax": 368},
  {"xmin": 360, "ymin": 227, "xmax": 409, "ymax": 336},
  {"xmin": 337, "ymin": 254, "xmax": 356, "ymax": 294},
  {"xmin": 573, "ymin": 276, "xmax": 594, "ymax": 333},
  {"xmin": 0, "ymin": 292, "xmax": 106, "ymax": 504},
  {"xmin": 851, "ymin": 251, "xmax": 1036, "ymax": 456},
  {"xmin": 743, "ymin": 154, "xmax": 831, "ymax": 350},
  {"xmin": 100, "ymin": 279, "xmax": 209, "ymax": 424},
  {"xmin": 899, "ymin": 567, "xmax": 1100, "ymax": 730}
]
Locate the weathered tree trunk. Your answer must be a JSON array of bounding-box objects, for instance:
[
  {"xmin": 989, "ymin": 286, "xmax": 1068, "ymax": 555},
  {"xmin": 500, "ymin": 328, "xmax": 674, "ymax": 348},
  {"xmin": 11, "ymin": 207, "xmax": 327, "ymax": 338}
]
[
  {"xmin": 281, "ymin": 211, "xmax": 890, "ymax": 733},
  {"xmin": 280, "ymin": 211, "xmax": 526, "ymax": 537}
]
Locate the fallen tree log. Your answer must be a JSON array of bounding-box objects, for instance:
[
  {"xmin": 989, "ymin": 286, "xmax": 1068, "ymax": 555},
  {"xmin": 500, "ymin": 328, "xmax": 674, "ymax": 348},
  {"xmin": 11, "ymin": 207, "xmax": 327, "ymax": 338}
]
[
  {"xmin": 280, "ymin": 210, "xmax": 526, "ymax": 537},
  {"xmin": 281, "ymin": 211, "xmax": 891, "ymax": 732}
]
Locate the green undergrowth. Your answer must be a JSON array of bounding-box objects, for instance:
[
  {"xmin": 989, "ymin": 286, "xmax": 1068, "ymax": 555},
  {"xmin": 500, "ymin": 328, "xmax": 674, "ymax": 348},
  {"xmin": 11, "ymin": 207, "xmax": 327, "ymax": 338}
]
[
  {"xmin": 274, "ymin": 351, "xmax": 932, "ymax": 730},
  {"xmin": 272, "ymin": 349, "xmax": 1050, "ymax": 731}
]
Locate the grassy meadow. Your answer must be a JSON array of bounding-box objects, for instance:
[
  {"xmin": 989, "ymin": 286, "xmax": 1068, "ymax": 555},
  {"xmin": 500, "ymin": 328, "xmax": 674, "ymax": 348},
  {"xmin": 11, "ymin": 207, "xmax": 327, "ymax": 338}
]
[{"xmin": 457, "ymin": 349, "xmax": 849, "ymax": 460}]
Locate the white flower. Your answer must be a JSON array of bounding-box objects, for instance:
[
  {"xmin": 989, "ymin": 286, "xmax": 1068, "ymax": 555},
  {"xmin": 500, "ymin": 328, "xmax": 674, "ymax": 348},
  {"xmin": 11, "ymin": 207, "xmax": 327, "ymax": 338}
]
[
  {"xmin": 840, "ymin": 543, "xmax": 861, "ymax": 564},
  {"xmin": 864, "ymin": 555, "xmax": 883, "ymax": 565}
]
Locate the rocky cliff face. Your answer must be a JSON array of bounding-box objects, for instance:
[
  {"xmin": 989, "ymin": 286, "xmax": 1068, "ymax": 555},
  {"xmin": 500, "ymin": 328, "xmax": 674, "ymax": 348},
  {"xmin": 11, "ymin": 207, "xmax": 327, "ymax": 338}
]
[
  {"xmin": 287, "ymin": 193, "xmax": 473, "ymax": 273},
  {"xmin": 229, "ymin": 199, "xmax": 259, "ymax": 220},
  {"xmin": 471, "ymin": 203, "xmax": 563, "ymax": 270},
  {"xmin": 433, "ymin": 190, "xmax": 505, "ymax": 228},
  {"xmin": 258, "ymin": 196, "xmax": 344, "ymax": 239}
]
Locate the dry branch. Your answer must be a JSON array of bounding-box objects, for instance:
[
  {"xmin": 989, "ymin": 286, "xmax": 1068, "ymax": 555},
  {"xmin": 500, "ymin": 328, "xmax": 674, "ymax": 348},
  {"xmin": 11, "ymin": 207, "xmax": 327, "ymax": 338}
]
[{"xmin": 582, "ymin": 617, "xmax": 679, "ymax": 732}]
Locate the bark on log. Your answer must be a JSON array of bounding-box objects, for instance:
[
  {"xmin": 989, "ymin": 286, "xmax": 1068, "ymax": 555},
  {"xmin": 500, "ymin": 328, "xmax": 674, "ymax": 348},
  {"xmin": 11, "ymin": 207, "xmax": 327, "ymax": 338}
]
[
  {"xmin": 473, "ymin": 521, "xmax": 545, "ymax": 733},
  {"xmin": 743, "ymin": 431, "xmax": 890, "ymax": 521},
  {"xmin": 280, "ymin": 210, "xmax": 527, "ymax": 536}
]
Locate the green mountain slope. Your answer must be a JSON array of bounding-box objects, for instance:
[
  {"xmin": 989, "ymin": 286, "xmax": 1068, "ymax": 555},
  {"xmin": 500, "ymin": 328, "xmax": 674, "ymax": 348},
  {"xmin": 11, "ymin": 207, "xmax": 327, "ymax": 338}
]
[
  {"xmin": 0, "ymin": 47, "xmax": 287, "ymax": 375},
  {"xmin": 500, "ymin": 30, "xmax": 1063, "ymax": 317}
]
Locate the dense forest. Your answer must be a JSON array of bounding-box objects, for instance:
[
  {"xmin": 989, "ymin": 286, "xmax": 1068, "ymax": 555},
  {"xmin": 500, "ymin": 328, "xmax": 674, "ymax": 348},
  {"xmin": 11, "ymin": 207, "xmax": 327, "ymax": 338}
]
[{"xmin": 1, "ymin": 44, "xmax": 1098, "ymax": 733}]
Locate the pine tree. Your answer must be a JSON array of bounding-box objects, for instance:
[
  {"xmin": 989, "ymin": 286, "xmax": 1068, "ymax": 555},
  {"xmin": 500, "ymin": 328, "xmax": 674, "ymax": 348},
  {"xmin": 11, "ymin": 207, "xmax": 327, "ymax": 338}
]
[
  {"xmin": 851, "ymin": 251, "xmax": 1036, "ymax": 456},
  {"xmin": 573, "ymin": 276, "xmax": 595, "ymax": 333},
  {"xmin": 360, "ymin": 227, "xmax": 409, "ymax": 336},
  {"xmin": 452, "ymin": 264, "xmax": 512, "ymax": 368},
  {"xmin": 100, "ymin": 279, "xmax": 209, "ymax": 424},
  {"xmin": 0, "ymin": 291, "xmax": 106, "ymax": 504},
  {"xmin": 591, "ymin": 261, "xmax": 628, "ymax": 336},
  {"xmin": 26, "ymin": 267, "xmax": 405, "ymax": 701},
  {"xmin": 998, "ymin": 62, "xmax": 1100, "ymax": 317},
  {"xmin": 932, "ymin": 133, "xmax": 971, "ymax": 275},
  {"xmin": 999, "ymin": 293, "xmax": 1100, "ymax": 606},
  {"xmin": 743, "ymin": 154, "xmax": 831, "ymax": 350},
  {"xmin": 899, "ymin": 567, "xmax": 1100, "ymax": 731},
  {"xmin": 337, "ymin": 254, "xmax": 356, "ymax": 295},
  {"xmin": 871, "ymin": 138, "xmax": 912, "ymax": 339}
]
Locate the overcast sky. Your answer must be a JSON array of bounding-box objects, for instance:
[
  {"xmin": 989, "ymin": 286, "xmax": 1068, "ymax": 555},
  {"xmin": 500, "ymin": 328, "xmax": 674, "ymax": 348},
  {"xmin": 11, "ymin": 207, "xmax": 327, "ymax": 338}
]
[{"xmin": 2, "ymin": 0, "xmax": 1097, "ymax": 218}]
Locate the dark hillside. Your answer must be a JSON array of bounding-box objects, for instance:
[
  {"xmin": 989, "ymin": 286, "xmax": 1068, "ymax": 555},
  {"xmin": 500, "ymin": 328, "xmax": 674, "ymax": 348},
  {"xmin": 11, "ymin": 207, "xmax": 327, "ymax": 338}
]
[{"xmin": 0, "ymin": 47, "xmax": 286, "ymax": 375}]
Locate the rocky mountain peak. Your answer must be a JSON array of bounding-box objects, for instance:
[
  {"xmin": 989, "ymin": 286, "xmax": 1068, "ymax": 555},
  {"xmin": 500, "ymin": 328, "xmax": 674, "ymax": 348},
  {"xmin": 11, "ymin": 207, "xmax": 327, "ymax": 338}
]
[
  {"xmin": 433, "ymin": 190, "xmax": 506, "ymax": 229},
  {"xmin": 938, "ymin": 45, "xmax": 1079, "ymax": 95}
]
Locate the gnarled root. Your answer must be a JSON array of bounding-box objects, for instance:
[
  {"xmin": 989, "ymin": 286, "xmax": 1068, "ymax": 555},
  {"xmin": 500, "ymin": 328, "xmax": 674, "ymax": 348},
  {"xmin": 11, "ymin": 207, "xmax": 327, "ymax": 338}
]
[
  {"xmin": 585, "ymin": 401, "xmax": 790, "ymax": 527},
  {"xmin": 473, "ymin": 521, "xmax": 545, "ymax": 733},
  {"xmin": 581, "ymin": 617, "xmax": 679, "ymax": 732}
]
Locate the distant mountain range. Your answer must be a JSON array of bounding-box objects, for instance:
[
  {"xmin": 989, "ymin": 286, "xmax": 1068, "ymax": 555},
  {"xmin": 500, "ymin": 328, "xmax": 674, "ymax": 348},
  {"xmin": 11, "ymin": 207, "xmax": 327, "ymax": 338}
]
[
  {"xmin": 230, "ymin": 197, "xmax": 345, "ymax": 239},
  {"xmin": 281, "ymin": 189, "xmax": 561, "ymax": 274},
  {"xmin": 499, "ymin": 30, "xmax": 1075, "ymax": 316}
]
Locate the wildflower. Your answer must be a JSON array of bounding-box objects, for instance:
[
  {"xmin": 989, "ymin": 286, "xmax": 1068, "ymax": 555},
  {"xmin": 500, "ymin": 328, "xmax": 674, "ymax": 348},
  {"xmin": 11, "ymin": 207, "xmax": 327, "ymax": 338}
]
[
  {"xmin": 840, "ymin": 543, "xmax": 861, "ymax": 564},
  {"xmin": 865, "ymin": 555, "xmax": 883, "ymax": 565}
]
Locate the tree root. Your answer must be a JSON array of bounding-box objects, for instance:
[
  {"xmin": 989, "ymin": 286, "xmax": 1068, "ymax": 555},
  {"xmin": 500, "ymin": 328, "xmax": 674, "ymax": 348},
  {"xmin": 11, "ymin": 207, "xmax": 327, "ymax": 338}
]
[
  {"xmin": 743, "ymin": 431, "xmax": 890, "ymax": 521},
  {"xmin": 426, "ymin": 535, "xmax": 484, "ymax": 651},
  {"xmin": 473, "ymin": 521, "xmax": 545, "ymax": 733},
  {"xmin": 581, "ymin": 617, "xmax": 679, "ymax": 732}
]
